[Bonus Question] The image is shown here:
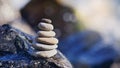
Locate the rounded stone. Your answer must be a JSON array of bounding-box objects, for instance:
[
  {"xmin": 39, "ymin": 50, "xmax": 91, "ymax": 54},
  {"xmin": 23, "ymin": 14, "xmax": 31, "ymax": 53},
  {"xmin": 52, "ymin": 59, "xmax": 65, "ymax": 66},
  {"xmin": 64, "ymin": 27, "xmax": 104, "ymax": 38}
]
[
  {"xmin": 41, "ymin": 18, "xmax": 52, "ymax": 23},
  {"xmin": 36, "ymin": 38, "xmax": 58, "ymax": 45},
  {"xmin": 37, "ymin": 31, "xmax": 56, "ymax": 37},
  {"xmin": 32, "ymin": 49, "xmax": 57, "ymax": 58},
  {"xmin": 38, "ymin": 23, "xmax": 54, "ymax": 31},
  {"xmin": 32, "ymin": 43, "xmax": 58, "ymax": 50}
]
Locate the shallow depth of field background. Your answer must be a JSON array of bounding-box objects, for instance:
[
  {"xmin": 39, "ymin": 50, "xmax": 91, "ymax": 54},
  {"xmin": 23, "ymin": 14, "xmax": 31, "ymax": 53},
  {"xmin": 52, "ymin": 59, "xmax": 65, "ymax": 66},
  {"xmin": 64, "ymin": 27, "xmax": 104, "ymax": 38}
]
[{"xmin": 0, "ymin": 0, "xmax": 120, "ymax": 68}]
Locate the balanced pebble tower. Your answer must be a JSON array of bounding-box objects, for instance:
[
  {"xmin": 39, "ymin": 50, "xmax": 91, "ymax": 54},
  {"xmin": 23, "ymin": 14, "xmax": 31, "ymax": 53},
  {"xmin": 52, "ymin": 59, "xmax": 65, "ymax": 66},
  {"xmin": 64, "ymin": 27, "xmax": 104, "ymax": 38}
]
[{"xmin": 32, "ymin": 18, "xmax": 59, "ymax": 58}]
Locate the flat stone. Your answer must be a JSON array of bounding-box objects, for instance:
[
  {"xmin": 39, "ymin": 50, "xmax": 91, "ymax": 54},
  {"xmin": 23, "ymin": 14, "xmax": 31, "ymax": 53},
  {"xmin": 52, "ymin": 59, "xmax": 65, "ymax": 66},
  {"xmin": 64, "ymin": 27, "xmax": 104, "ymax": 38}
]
[
  {"xmin": 32, "ymin": 49, "xmax": 57, "ymax": 58},
  {"xmin": 36, "ymin": 38, "xmax": 58, "ymax": 45},
  {"xmin": 32, "ymin": 43, "xmax": 58, "ymax": 50},
  {"xmin": 38, "ymin": 23, "xmax": 54, "ymax": 31},
  {"xmin": 41, "ymin": 18, "xmax": 52, "ymax": 23},
  {"xmin": 37, "ymin": 31, "xmax": 56, "ymax": 37}
]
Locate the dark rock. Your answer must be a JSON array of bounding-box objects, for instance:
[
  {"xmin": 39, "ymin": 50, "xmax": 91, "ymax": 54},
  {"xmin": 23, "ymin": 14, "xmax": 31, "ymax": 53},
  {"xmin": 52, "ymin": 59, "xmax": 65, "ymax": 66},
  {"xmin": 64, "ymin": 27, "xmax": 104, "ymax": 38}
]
[
  {"xmin": 0, "ymin": 24, "xmax": 72, "ymax": 68},
  {"xmin": 21, "ymin": 0, "xmax": 79, "ymax": 39}
]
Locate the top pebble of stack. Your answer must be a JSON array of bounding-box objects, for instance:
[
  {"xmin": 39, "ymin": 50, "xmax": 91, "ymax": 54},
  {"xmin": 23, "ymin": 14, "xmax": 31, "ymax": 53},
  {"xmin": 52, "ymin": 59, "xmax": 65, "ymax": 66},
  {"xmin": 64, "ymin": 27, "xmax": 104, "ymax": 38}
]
[{"xmin": 42, "ymin": 18, "xmax": 52, "ymax": 23}]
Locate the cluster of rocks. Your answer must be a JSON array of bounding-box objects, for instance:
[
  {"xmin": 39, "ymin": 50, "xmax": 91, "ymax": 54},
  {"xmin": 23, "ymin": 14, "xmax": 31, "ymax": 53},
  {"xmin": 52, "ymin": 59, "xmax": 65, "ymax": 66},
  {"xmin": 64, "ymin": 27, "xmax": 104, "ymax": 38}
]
[{"xmin": 0, "ymin": 19, "xmax": 72, "ymax": 68}]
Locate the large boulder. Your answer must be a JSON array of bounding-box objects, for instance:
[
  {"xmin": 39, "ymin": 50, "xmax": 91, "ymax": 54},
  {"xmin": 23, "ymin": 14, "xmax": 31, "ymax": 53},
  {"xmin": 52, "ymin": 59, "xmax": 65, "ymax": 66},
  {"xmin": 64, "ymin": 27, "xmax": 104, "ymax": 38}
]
[{"xmin": 0, "ymin": 24, "xmax": 72, "ymax": 68}]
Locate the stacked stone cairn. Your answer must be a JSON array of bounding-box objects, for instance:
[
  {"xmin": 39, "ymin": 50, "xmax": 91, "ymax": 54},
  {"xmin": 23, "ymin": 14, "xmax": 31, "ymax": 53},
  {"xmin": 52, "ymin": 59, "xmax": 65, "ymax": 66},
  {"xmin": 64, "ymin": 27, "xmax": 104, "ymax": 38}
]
[{"xmin": 31, "ymin": 18, "xmax": 59, "ymax": 58}]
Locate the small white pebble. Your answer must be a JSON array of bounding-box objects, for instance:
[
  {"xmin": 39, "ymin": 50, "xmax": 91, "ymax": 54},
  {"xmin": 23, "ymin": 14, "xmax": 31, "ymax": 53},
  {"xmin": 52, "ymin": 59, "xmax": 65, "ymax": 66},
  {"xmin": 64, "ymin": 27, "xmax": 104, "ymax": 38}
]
[
  {"xmin": 38, "ymin": 23, "xmax": 54, "ymax": 31},
  {"xmin": 32, "ymin": 43, "xmax": 58, "ymax": 50},
  {"xmin": 37, "ymin": 31, "xmax": 56, "ymax": 37},
  {"xmin": 32, "ymin": 49, "xmax": 57, "ymax": 58},
  {"xmin": 41, "ymin": 18, "xmax": 52, "ymax": 23},
  {"xmin": 36, "ymin": 37, "xmax": 59, "ymax": 45}
]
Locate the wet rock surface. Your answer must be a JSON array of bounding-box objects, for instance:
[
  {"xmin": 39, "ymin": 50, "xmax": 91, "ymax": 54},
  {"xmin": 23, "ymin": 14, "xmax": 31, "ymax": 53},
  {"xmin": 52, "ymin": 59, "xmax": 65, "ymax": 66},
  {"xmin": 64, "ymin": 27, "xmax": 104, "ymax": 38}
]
[{"xmin": 0, "ymin": 24, "xmax": 72, "ymax": 68}]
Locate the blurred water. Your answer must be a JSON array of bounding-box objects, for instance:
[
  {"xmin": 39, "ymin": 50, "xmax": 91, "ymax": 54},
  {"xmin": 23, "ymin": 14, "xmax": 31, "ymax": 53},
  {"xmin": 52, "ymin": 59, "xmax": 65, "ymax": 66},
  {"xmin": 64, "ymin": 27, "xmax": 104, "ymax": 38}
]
[{"xmin": 58, "ymin": 31, "xmax": 119, "ymax": 68}]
